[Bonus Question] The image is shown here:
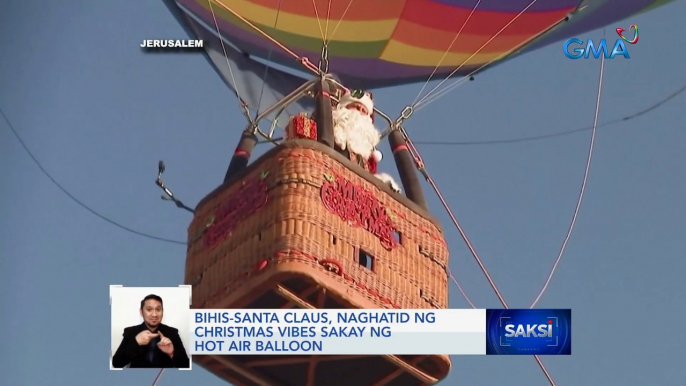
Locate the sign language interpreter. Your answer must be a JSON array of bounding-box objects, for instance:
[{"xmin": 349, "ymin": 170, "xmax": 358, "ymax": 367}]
[{"xmin": 112, "ymin": 294, "xmax": 190, "ymax": 369}]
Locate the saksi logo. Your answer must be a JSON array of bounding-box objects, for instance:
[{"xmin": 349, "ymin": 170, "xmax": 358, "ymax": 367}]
[{"xmin": 504, "ymin": 320, "xmax": 553, "ymax": 338}]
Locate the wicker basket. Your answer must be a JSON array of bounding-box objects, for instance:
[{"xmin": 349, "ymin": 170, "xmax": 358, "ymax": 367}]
[{"xmin": 185, "ymin": 140, "xmax": 451, "ymax": 386}]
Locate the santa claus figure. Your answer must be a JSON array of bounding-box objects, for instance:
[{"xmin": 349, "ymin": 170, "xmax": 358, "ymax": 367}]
[{"xmin": 332, "ymin": 89, "xmax": 401, "ymax": 193}]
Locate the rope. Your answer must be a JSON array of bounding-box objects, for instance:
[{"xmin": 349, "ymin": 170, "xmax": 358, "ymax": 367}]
[
  {"xmin": 529, "ymin": 38, "xmax": 606, "ymax": 309},
  {"xmin": 328, "ymin": 0, "xmax": 355, "ymax": 42},
  {"xmin": 151, "ymin": 369, "xmax": 164, "ymax": 386},
  {"xmin": 311, "ymin": 0, "xmax": 334, "ymax": 42},
  {"xmin": 399, "ymin": 26, "xmax": 609, "ymax": 385},
  {"xmin": 310, "ymin": 0, "xmax": 326, "ymax": 41},
  {"xmin": 255, "ymin": 0, "xmax": 285, "ymax": 119},
  {"xmin": 413, "ymin": 0, "xmax": 541, "ymax": 108},
  {"xmin": 0, "ymin": 107, "xmax": 187, "ymax": 245},
  {"xmin": 411, "ymin": 0, "xmax": 484, "ymax": 107},
  {"xmin": 449, "ymin": 270, "xmax": 476, "ymax": 308},
  {"xmin": 207, "ymin": 0, "xmax": 250, "ymax": 117},
  {"xmin": 412, "ymin": 81, "xmax": 686, "ymax": 146},
  {"xmin": 401, "ymin": 131, "xmax": 557, "ymax": 386},
  {"xmin": 323, "ymin": 0, "xmax": 333, "ymax": 41},
  {"xmin": 411, "ymin": 140, "xmax": 510, "ymax": 306},
  {"xmin": 412, "ymin": 17, "xmax": 566, "ymax": 114},
  {"xmin": 310, "ymin": 0, "xmax": 333, "ymax": 73},
  {"xmin": 209, "ymin": 0, "xmax": 321, "ymax": 75}
]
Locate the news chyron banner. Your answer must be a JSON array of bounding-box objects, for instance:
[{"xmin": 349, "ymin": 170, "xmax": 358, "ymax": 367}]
[
  {"xmin": 108, "ymin": 283, "xmax": 570, "ymax": 363},
  {"xmin": 192, "ymin": 309, "xmax": 486, "ymax": 355},
  {"xmin": 109, "ymin": 285, "xmax": 193, "ymax": 370},
  {"xmin": 485, "ymin": 309, "xmax": 572, "ymax": 355},
  {"xmin": 189, "ymin": 309, "xmax": 571, "ymax": 356}
]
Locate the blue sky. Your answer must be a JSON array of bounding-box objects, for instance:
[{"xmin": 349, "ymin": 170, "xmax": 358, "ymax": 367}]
[{"xmin": 1, "ymin": 1, "xmax": 685, "ymax": 385}]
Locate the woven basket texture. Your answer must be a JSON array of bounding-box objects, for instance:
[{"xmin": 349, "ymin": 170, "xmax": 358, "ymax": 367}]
[{"xmin": 186, "ymin": 144, "xmax": 449, "ymax": 311}]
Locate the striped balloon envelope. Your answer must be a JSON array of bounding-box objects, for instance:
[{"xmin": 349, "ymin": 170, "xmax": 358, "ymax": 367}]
[{"xmin": 162, "ymin": 0, "xmax": 676, "ymax": 118}]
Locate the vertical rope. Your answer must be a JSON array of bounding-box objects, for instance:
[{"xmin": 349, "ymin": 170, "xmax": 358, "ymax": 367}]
[
  {"xmin": 328, "ymin": 0, "xmax": 355, "ymax": 41},
  {"xmin": 255, "ymin": 0, "xmax": 285, "ymax": 119},
  {"xmin": 411, "ymin": 0, "xmax": 484, "ymax": 107},
  {"xmin": 413, "ymin": 0, "xmax": 540, "ymax": 108},
  {"xmin": 151, "ymin": 369, "xmax": 164, "ymax": 386},
  {"xmin": 207, "ymin": 0, "xmax": 249, "ymax": 115},
  {"xmin": 529, "ymin": 35, "xmax": 606, "ymax": 309},
  {"xmin": 399, "ymin": 131, "xmax": 558, "ymax": 385}
]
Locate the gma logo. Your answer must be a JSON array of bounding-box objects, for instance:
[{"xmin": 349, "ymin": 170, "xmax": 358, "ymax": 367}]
[
  {"xmin": 504, "ymin": 322, "xmax": 553, "ymax": 338},
  {"xmin": 564, "ymin": 38, "xmax": 631, "ymax": 59}
]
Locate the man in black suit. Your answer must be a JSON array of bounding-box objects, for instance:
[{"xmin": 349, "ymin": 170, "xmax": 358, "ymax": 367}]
[{"xmin": 112, "ymin": 294, "xmax": 190, "ymax": 369}]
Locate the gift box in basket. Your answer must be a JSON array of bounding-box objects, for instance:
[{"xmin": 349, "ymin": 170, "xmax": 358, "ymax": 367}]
[{"xmin": 286, "ymin": 113, "xmax": 317, "ymax": 140}]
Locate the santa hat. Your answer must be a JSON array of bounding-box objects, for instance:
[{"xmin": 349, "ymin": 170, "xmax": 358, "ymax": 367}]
[
  {"xmin": 368, "ymin": 148, "xmax": 383, "ymax": 174},
  {"xmin": 339, "ymin": 89, "xmax": 375, "ymax": 123}
]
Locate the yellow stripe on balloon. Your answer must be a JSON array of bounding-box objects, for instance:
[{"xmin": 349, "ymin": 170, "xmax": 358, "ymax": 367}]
[
  {"xmin": 204, "ymin": 0, "xmax": 398, "ymax": 42},
  {"xmin": 380, "ymin": 40, "xmax": 509, "ymax": 67}
]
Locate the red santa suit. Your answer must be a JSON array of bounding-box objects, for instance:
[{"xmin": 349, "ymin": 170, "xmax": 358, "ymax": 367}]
[{"xmin": 332, "ymin": 90, "xmax": 401, "ymax": 193}]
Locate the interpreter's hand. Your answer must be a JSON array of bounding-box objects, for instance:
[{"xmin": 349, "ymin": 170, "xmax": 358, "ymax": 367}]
[
  {"xmin": 157, "ymin": 331, "xmax": 174, "ymax": 357},
  {"xmin": 135, "ymin": 330, "xmax": 159, "ymax": 346}
]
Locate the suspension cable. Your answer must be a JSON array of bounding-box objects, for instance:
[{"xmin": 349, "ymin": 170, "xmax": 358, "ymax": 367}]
[
  {"xmin": 391, "ymin": 6, "xmax": 567, "ymax": 128},
  {"xmin": 411, "ymin": 78, "xmax": 686, "ymax": 146},
  {"xmin": 449, "ymin": 270, "xmax": 477, "ymax": 308},
  {"xmin": 328, "ymin": 0, "xmax": 355, "ymax": 42},
  {"xmin": 403, "ymin": 130, "xmax": 510, "ymax": 306},
  {"xmin": 407, "ymin": 14, "xmax": 569, "ymax": 121},
  {"xmin": 323, "ymin": 0, "xmax": 333, "ymax": 41},
  {"xmin": 397, "ymin": 29, "xmax": 608, "ymax": 382},
  {"xmin": 411, "ymin": 0, "xmax": 484, "ymax": 107},
  {"xmin": 413, "ymin": 10, "xmax": 563, "ymax": 113},
  {"xmin": 1, "ymin": 107, "xmax": 187, "ymax": 245},
  {"xmin": 151, "ymin": 369, "xmax": 164, "ymax": 386},
  {"xmin": 399, "ymin": 129, "xmax": 557, "ymax": 385},
  {"xmin": 413, "ymin": 0, "xmax": 541, "ymax": 108},
  {"xmin": 207, "ymin": 0, "xmax": 252, "ymax": 121},
  {"xmin": 255, "ymin": 0, "xmax": 285, "ymax": 119},
  {"xmin": 209, "ymin": 0, "xmax": 321, "ymax": 75},
  {"xmin": 310, "ymin": 0, "xmax": 326, "ymax": 41},
  {"xmin": 529, "ymin": 39, "xmax": 606, "ymax": 309},
  {"xmin": 311, "ymin": 0, "xmax": 335, "ymax": 74}
]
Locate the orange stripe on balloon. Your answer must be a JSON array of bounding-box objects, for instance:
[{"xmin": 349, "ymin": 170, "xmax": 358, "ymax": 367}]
[
  {"xmin": 381, "ymin": 39, "xmax": 504, "ymax": 66},
  {"xmin": 244, "ymin": 0, "xmax": 406, "ymax": 21},
  {"xmin": 391, "ymin": 19, "xmax": 537, "ymax": 53}
]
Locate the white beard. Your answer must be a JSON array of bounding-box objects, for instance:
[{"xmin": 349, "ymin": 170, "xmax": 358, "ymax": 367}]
[{"xmin": 332, "ymin": 106, "xmax": 380, "ymax": 160}]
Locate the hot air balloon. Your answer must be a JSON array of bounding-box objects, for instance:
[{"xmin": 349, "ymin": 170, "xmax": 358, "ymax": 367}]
[{"xmin": 156, "ymin": 1, "xmax": 676, "ymax": 385}]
